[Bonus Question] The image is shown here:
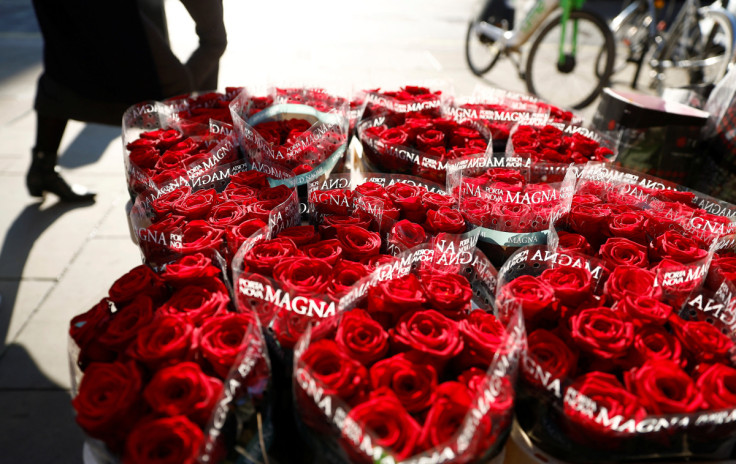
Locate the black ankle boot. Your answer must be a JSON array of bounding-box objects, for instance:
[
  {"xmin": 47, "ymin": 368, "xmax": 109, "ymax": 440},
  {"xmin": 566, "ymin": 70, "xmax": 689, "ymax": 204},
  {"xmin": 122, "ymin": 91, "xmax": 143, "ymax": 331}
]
[{"xmin": 26, "ymin": 149, "xmax": 96, "ymax": 202}]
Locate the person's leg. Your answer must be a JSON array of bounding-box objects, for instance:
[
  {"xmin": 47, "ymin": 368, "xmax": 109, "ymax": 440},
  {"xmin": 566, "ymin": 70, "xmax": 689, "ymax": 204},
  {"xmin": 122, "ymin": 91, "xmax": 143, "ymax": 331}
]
[{"xmin": 27, "ymin": 111, "xmax": 95, "ymax": 202}]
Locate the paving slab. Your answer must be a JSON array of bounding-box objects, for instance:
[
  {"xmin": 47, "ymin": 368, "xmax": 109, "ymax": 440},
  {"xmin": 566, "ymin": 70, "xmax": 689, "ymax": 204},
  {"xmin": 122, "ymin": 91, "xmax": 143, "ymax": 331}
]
[{"xmin": 0, "ymin": 389, "xmax": 83, "ymax": 464}]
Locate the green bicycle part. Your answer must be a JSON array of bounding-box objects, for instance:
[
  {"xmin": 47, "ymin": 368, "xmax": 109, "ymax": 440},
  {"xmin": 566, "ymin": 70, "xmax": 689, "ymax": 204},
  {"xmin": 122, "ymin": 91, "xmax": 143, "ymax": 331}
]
[{"xmin": 558, "ymin": 0, "xmax": 586, "ymax": 69}]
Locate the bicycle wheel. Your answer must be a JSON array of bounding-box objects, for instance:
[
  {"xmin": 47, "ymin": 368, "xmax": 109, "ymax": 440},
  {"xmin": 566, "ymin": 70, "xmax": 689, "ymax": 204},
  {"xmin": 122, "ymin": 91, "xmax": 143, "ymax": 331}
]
[
  {"xmin": 465, "ymin": 0, "xmax": 513, "ymax": 76},
  {"xmin": 652, "ymin": 8, "xmax": 734, "ymax": 91},
  {"xmin": 525, "ymin": 10, "xmax": 615, "ymax": 110},
  {"xmin": 466, "ymin": 21, "xmax": 503, "ymax": 75}
]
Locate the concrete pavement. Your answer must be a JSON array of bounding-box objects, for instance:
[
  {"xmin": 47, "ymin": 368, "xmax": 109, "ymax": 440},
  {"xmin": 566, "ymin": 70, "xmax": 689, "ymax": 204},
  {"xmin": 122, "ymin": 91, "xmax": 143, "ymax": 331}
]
[{"xmin": 0, "ymin": 0, "xmax": 635, "ymax": 462}]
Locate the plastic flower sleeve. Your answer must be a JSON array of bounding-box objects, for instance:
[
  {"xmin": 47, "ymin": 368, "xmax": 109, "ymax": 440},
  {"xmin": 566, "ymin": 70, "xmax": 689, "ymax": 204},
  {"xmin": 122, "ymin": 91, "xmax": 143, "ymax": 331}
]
[
  {"xmin": 67, "ymin": 255, "xmax": 274, "ymax": 464},
  {"xmin": 123, "ymin": 101, "xmax": 241, "ymax": 201},
  {"xmin": 129, "ymin": 162, "xmax": 300, "ymax": 269},
  {"xmin": 307, "ymin": 172, "xmax": 462, "ymax": 255},
  {"xmin": 292, "ymin": 240, "xmax": 524, "ymax": 464},
  {"xmin": 229, "ymin": 86, "xmax": 350, "ymax": 196},
  {"xmin": 356, "ymin": 112, "xmax": 492, "ymax": 185},
  {"xmin": 505, "ymin": 121, "xmax": 619, "ymax": 165},
  {"xmin": 448, "ymin": 154, "xmax": 577, "ymax": 269},
  {"xmin": 496, "ymin": 163, "xmax": 736, "ymax": 462},
  {"xmin": 360, "ymin": 81, "xmax": 452, "ymax": 121},
  {"xmin": 447, "ymin": 93, "xmax": 550, "ymax": 154}
]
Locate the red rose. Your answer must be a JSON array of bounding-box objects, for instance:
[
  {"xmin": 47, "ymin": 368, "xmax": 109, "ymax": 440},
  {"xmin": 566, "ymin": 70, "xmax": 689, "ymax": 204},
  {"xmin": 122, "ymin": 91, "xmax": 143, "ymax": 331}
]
[
  {"xmin": 151, "ymin": 187, "xmax": 190, "ymax": 218},
  {"xmin": 70, "ymin": 299, "xmax": 115, "ymax": 368},
  {"xmin": 159, "ymin": 277, "xmax": 230, "ymax": 326},
  {"xmin": 459, "ymin": 196, "xmax": 492, "ymax": 228},
  {"xmin": 370, "ymin": 352, "xmax": 438, "ymax": 412},
  {"xmin": 319, "ymin": 213, "xmax": 374, "ymax": 239},
  {"xmin": 568, "ymin": 203, "xmax": 611, "ymax": 245},
  {"xmin": 277, "ymin": 225, "xmax": 320, "ymax": 246},
  {"xmin": 707, "ymin": 256, "xmax": 736, "ymax": 289},
  {"xmin": 458, "ymin": 310, "xmax": 506, "ymax": 368},
  {"xmin": 303, "ymin": 239, "xmax": 344, "ymax": 266},
  {"xmin": 422, "ymin": 272, "xmax": 472, "ymax": 317},
  {"xmin": 108, "ymin": 264, "xmax": 167, "ymax": 308},
  {"xmin": 625, "ymin": 360, "xmax": 702, "ymax": 414},
  {"xmin": 229, "ymin": 170, "xmax": 269, "ymax": 189},
  {"xmin": 570, "ymin": 307, "xmax": 634, "ymax": 361},
  {"xmin": 599, "ymin": 237, "xmax": 649, "ymax": 268},
  {"xmin": 389, "ymin": 219, "xmax": 427, "ymax": 251},
  {"xmin": 391, "ymin": 310, "xmax": 464, "ymax": 361},
  {"xmin": 422, "ymin": 191, "xmax": 455, "ymax": 211},
  {"xmin": 226, "ymin": 218, "xmax": 267, "ymax": 256},
  {"xmin": 123, "ymin": 415, "xmax": 204, "ymax": 464},
  {"xmin": 128, "ymin": 316, "xmax": 197, "ymax": 370},
  {"xmin": 143, "ymin": 362, "xmax": 222, "ymax": 427},
  {"xmin": 172, "ymin": 189, "xmax": 217, "ymax": 220},
  {"xmin": 556, "ymin": 231, "xmax": 593, "ymax": 255},
  {"xmin": 603, "ymin": 266, "xmax": 660, "ymax": 303},
  {"xmin": 696, "ymin": 363, "xmax": 736, "ymax": 410},
  {"xmin": 419, "ymin": 383, "xmax": 476, "ymax": 451},
  {"xmin": 72, "ymin": 360, "xmax": 145, "ymax": 450},
  {"xmin": 272, "ymin": 308, "xmax": 321, "ymax": 350},
  {"xmin": 336, "ymin": 225, "xmax": 381, "ymax": 261},
  {"xmin": 206, "ymin": 201, "xmax": 247, "ymax": 229},
  {"xmin": 98, "ymin": 295, "xmax": 156, "ymax": 353},
  {"xmin": 497, "ymin": 275, "xmax": 557, "ymax": 322},
  {"xmin": 564, "ymin": 372, "xmax": 647, "ymax": 443},
  {"xmin": 367, "ymin": 273, "xmax": 426, "ymax": 320},
  {"xmin": 539, "ymin": 265, "xmax": 593, "ymax": 307},
  {"xmin": 630, "ymin": 324, "xmax": 685, "ymax": 367},
  {"xmin": 244, "ymin": 237, "xmax": 301, "ymax": 275},
  {"xmin": 616, "ymin": 294, "xmax": 672, "ymax": 328},
  {"xmin": 273, "ymin": 257, "xmax": 333, "ymax": 295},
  {"xmin": 608, "ymin": 211, "xmax": 647, "ymax": 243},
  {"xmin": 652, "ymin": 230, "xmax": 708, "ymax": 263},
  {"xmin": 424, "ymin": 206, "xmax": 466, "ymax": 235},
  {"xmin": 670, "ymin": 317, "xmax": 734, "ymax": 364},
  {"xmin": 335, "ymin": 309, "xmax": 389, "ymax": 366},
  {"xmin": 329, "ymin": 261, "xmax": 369, "ymax": 300},
  {"xmin": 161, "ymin": 253, "xmax": 221, "ymax": 287},
  {"xmin": 345, "ymin": 392, "xmax": 421, "ymax": 462},
  {"xmin": 300, "ymin": 339, "xmax": 368, "ymax": 405},
  {"xmin": 354, "ymin": 181, "xmax": 388, "ymax": 200},
  {"xmin": 386, "ymin": 182, "xmax": 428, "ymax": 223},
  {"xmin": 198, "ymin": 312, "xmax": 258, "ymax": 378},
  {"xmin": 177, "ymin": 220, "xmax": 225, "ymax": 256},
  {"xmin": 525, "ymin": 329, "xmax": 577, "ymax": 387}
]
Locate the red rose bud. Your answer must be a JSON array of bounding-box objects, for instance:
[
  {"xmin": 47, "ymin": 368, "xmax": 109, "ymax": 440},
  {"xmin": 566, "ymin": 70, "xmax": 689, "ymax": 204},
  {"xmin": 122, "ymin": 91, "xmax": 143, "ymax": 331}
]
[
  {"xmin": 143, "ymin": 362, "xmax": 223, "ymax": 427},
  {"xmin": 624, "ymin": 360, "xmax": 702, "ymax": 414},
  {"xmin": 123, "ymin": 415, "xmax": 204, "ymax": 464}
]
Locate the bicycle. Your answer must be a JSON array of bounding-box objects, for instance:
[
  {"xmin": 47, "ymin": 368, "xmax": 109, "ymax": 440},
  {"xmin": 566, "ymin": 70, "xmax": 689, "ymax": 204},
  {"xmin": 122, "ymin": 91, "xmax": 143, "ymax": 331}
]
[
  {"xmin": 465, "ymin": 0, "xmax": 616, "ymax": 110},
  {"xmin": 605, "ymin": 0, "xmax": 736, "ymax": 92}
]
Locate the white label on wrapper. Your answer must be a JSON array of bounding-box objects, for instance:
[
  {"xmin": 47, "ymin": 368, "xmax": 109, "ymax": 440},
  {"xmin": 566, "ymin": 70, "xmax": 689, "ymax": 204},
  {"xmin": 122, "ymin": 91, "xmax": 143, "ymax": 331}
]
[{"xmin": 238, "ymin": 279, "xmax": 336, "ymax": 318}]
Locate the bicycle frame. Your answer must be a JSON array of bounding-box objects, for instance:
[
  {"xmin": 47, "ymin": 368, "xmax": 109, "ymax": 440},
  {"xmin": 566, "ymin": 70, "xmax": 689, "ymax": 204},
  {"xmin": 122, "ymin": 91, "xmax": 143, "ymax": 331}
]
[{"xmin": 475, "ymin": 0, "xmax": 585, "ymax": 56}]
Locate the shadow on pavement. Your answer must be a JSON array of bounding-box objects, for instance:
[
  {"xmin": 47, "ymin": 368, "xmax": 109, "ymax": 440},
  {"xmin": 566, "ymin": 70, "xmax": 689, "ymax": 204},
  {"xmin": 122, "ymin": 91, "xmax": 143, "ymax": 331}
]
[
  {"xmin": 0, "ymin": 200, "xmax": 95, "ymax": 353},
  {"xmin": 0, "ymin": 344, "xmax": 83, "ymax": 464},
  {"xmin": 59, "ymin": 123, "xmax": 121, "ymax": 169}
]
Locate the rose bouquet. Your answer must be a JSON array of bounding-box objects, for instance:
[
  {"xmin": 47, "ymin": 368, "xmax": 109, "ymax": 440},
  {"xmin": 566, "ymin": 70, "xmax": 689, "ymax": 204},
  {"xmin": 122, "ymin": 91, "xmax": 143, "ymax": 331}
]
[
  {"xmin": 358, "ymin": 85, "xmax": 446, "ymax": 122},
  {"xmin": 123, "ymin": 101, "xmax": 241, "ymax": 200},
  {"xmin": 69, "ymin": 255, "xmax": 272, "ymax": 464},
  {"xmin": 357, "ymin": 113, "xmax": 492, "ymax": 185},
  {"xmin": 507, "ymin": 122, "xmax": 616, "ymax": 165},
  {"xmin": 496, "ymin": 163, "xmax": 736, "ymax": 462},
  {"xmin": 129, "ymin": 167, "xmax": 300, "ymax": 269},
  {"xmin": 229, "ymin": 86, "xmax": 350, "ymax": 207},
  {"xmin": 291, "ymin": 239, "xmax": 524, "ymax": 463},
  {"xmin": 231, "ymin": 173, "xmax": 469, "ymax": 356},
  {"xmin": 448, "ymin": 154, "xmax": 576, "ymax": 269}
]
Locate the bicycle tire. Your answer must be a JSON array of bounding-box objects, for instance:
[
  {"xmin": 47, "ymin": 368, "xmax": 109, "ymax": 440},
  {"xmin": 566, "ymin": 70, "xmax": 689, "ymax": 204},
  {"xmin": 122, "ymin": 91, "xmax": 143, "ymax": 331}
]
[
  {"xmin": 525, "ymin": 10, "xmax": 616, "ymax": 109},
  {"xmin": 465, "ymin": 21, "xmax": 503, "ymax": 76},
  {"xmin": 652, "ymin": 8, "xmax": 735, "ymax": 91}
]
